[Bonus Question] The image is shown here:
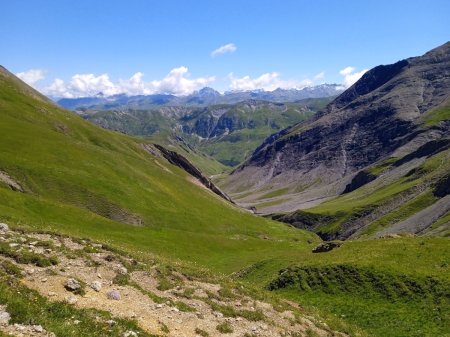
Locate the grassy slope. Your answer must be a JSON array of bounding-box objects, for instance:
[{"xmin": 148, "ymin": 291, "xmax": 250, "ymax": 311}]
[
  {"xmin": 239, "ymin": 237, "xmax": 450, "ymax": 337},
  {"xmin": 0, "ymin": 67, "xmax": 318, "ymax": 275}
]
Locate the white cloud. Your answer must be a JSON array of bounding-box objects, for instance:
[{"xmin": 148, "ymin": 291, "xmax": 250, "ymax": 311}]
[
  {"xmin": 228, "ymin": 72, "xmax": 312, "ymax": 91},
  {"xmin": 339, "ymin": 66, "xmax": 368, "ymax": 88},
  {"xmin": 314, "ymin": 71, "xmax": 325, "ymax": 80},
  {"xmin": 211, "ymin": 43, "xmax": 237, "ymax": 57},
  {"xmin": 149, "ymin": 66, "xmax": 215, "ymax": 95},
  {"xmin": 16, "ymin": 69, "xmax": 46, "ymax": 86},
  {"xmin": 43, "ymin": 67, "xmax": 215, "ymax": 98}
]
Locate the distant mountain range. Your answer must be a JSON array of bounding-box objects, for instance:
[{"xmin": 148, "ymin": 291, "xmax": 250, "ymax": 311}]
[{"xmin": 57, "ymin": 84, "xmax": 343, "ymax": 110}]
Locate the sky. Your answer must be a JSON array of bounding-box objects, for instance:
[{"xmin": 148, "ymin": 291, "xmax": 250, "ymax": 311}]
[{"xmin": 1, "ymin": 0, "xmax": 449, "ymax": 98}]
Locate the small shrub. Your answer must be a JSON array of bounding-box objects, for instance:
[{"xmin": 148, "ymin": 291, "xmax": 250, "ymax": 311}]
[
  {"xmin": 0, "ymin": 260, "xmax": 22, "ymax": 277},
  {"xmin": 240, "ymin": 309, "xmax": 265, "ymax": 322},
  {"xmin": 174, "ymin": 301, "xmax": 195, "ymax": 312},
  {"xmin": 160, "ymin": 322, "xmax": 169, "ymax": 333},
  {"xmin": 216, "ymin": 322, "xmax": 233, "ymax": 334},
  {"xmin": 113, "ymin": 273, "xmax": 130, "ymax": 286},
  {"xmin": 195, "ymin": 327, "xmax": 209, "ymax": 336},
  {"xmin": 157, "ymin": 277, "xmax": 176, "ymax": 291}
]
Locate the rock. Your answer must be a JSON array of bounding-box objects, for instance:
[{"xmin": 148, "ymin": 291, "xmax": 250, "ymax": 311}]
[
  {"xmin": 117, "ymin": 266, "xmax": 128, "ymax": 275},
  {"xmin": 0, "ymin": 223, "xmax": 9, "ymax": 232},
  {"xmin": 123, "ymin": 331, "xmax": 138, "ymax": 337},
  {"xmin": 66, "ymin": 296, "xmax": 78, "ymax": 304},
  {"xmin": 64, "ymin": 278, "xmax": 81, "ymax": 292},
  {"xmin": 0, "ymin": 311, "xmax": 11, "ymax": 325},
  {"xmin": 312, "ymin": 241, "xmax": 341, "ymax": 253},
  {"xmin": 90, "ymin": 280, "xmax": 102, "ymax": 292},
  {"xmin": 9, "ymin": 243, "xmax": 19, "ymax": 248},
  {"xmin": 106, "ymin": 320, "xmax": 116, "ymax": 326},
  {"xmin": 33, "ymin": 325, "xmax": 44, "ymax": 333},
  {"xmin": 48, "ymin": 291, "xmax": 57, "ymax": 297},
  {"xmin": 107, "ymin": 289, "xmax": 121, "ymax": 300},
  {"xmin": 14, "ymin": 323, "xmax": 26, "ymax": 331}
]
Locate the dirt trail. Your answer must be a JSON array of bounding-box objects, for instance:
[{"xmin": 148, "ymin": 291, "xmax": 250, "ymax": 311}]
[{"xmin": 0, "ymin": 228, "xmax": 344, "ymax": 337}]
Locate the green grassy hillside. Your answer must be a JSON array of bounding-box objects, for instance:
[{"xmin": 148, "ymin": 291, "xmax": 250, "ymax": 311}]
[{"xmin": 0, "ymin": 66, "xmax": 318, "ymax": 274}]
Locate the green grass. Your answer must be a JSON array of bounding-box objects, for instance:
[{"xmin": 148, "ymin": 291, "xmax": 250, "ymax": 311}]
[
  {"xmin": 216, "ymin": 321, "xmax": 233, "ymax": 333},
  {"xmin": 238, "ymin": 238, "xmax": 450, "ymax": 337},
  {"xmin": 269, "ymin": 265, "xmax": 449, "ymax": 337},
  {"xmin": 0, "ymin": 241, "xmax": 58, "ymax": 267},
  {"xmin": 422, "ymin": 104, "xmax": 450, "ymax": 126}
]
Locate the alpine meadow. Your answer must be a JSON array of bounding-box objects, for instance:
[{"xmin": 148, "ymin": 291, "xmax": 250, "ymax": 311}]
[{"xmin": 0, "ymin": 1, "xmax": 449, "ymax": 337}]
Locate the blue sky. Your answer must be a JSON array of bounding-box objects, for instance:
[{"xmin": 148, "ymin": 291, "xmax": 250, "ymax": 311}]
[{"xmin": 1, "ymin": 0, "xmax": 448, "ymax": 97}]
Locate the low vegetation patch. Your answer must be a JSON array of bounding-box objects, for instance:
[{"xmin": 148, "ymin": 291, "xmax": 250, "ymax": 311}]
[
  {"xmin": 216, "ymin": 321, "xmax": 233, "ymax": 334},
  {"xmin": 0, "ymin": 241, "xmax": 58, "ymax": 267}
]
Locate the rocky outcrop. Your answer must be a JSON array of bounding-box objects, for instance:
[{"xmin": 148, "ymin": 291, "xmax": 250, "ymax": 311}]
[
  {"xmin": 148, "ymin": 144, "xmax": 234, "ymax": 203},
  {"xmin": 0, "ymin": 171, "xmax": 23, "ymax": 192},
  {"xmin": 312, "ymin": 241, "xmax": 341, "ymax": 253},
  {"xmin": 343, "ymin": 170, "xmax": 377, "ymax": 194}
]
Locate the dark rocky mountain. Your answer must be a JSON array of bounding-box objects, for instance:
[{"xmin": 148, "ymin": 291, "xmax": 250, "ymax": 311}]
[
  {"xmin": 57, "ymin": 84, "xmax": 343, "ymax": 111},
  {"xmin": 224, "ymin": 42, "xmax": 450, "ymax": 239}
]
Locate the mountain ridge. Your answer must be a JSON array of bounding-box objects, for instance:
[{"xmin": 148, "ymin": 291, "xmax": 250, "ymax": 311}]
[
  {"xmin": 223, "ymin": 41, "xmax": 450, "ymax": 239},
  {"xmin": 57, "ymin": 84, "xmax": 343, "ymax": 110}
]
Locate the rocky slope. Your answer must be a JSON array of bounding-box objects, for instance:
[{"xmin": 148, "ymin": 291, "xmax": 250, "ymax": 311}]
[
  {"xmin": 0, "ymin": 225, "xmax": 342, "ymax": 337},
  {"xmin": 225, "ymin": 42, "xmax": 450, "ymax": 239}
]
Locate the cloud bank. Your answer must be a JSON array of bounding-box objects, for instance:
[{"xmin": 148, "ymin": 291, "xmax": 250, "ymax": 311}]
[
  {"xmin": 211, "ymin": 43, "xmax": 237, "ymax": 57},
  {"xmin": 228, "ymin": 72, "xmax": 312, "ymax": 91},
  {"xmin": 42, "ymin": 67, "xmax": 215, "ymax": 98}
]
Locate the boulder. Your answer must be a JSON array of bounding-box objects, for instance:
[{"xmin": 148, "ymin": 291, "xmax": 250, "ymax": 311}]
[
  {"xmin": 64, "ymin": 278, "xmax": 81, "ymax": 292},
  {"xmin": 117, "ymin": 266, "xmax": 128, "ymax": 275},
  {"xmin": 312, "ymin": 241, "xmax": 341, "ymax": 253},
  {"xmin": 107, "ymin": 289, "xmax": 121, "ymax": 300},
  {"xmin": 123, "ymin": 331, "xmax": 138, "ymax": 337},
  {"xmin": 0, "ymin": 311, "xmax": 11, "ymax": 325},
  {"xmin": 90, "ymin": 280, "xmax": 102, "ymax": 292},
  {"xmin": 0, "ymin": 223, "xmax": 9, "ymax": 232}
]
